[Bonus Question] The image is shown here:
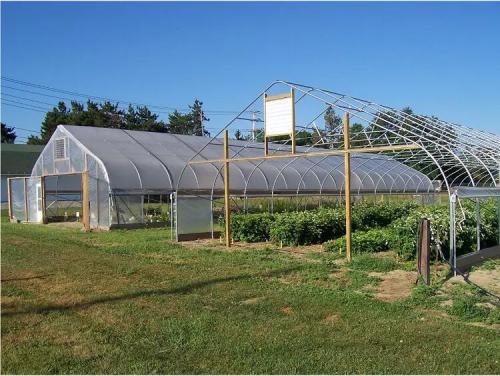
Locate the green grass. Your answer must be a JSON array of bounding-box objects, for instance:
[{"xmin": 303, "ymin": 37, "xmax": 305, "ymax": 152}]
[{"xmin": 1, "ymin": 218, "xmax": 499, "ymax": 374}]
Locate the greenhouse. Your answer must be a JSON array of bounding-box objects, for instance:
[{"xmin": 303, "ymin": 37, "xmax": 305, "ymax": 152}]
[{"xmin": 7, "ymin": 81, "xmax": 499, "ymax": 256}]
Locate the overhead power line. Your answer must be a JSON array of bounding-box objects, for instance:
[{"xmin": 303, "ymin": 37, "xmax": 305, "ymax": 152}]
[{"xmin": 1, "ymin": 76, "xmax": 250, "ymax": 115}]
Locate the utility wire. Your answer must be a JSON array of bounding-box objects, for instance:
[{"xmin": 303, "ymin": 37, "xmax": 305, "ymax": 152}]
[{"xmin": 1, "ymin": 76, "xmax": 251, "ymax": 115}]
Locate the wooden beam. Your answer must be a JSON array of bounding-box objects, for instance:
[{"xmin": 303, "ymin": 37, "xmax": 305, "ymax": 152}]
[
  {"xmin": 343, "ymin": 112, "xmax": 352, "ymax": 262},
  {"xmin": 81, "ymin": 170, "xmax": 90, "ymax": 231},
  {"xmin": 188, "ymin": 143, "xmax": 420, "ymax": 165},
  {"xmin": 223, "ymin": 130, "xmax": 231, "ymax": 247}
]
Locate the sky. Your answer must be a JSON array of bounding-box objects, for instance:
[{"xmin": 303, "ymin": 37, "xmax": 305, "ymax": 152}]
[{"xmin": 2, "ymin": 1, "xmax": 500, "ymax": 142}]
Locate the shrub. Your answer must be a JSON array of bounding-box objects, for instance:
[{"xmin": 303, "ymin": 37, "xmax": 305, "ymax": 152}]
[
  {"xmin": 269, "ymin": 208, "xmax": 345, "ymax": 246},
  {"xmin": 231, "ymin": 213, "xmax": 274, "ymax": 242},
  {"xmin": 352, "ymin": 201, "xmax": 418, "ymax": 231},
  {"xmin": 323, "ymin": 228, "xmax": 394, "ymax": 254}
]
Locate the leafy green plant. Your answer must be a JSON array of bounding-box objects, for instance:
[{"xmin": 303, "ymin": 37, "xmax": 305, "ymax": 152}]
[
  {"xmin": 323, "ymin": 228, "xmax": 393, "ymax": 255},
  {"xmin": 231, "ymin": 213, "xmax": 274, "ymax": 242}
]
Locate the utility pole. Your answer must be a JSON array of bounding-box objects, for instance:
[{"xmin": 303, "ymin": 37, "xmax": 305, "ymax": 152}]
[
  {"xmin": 200, "ymin": 110, "xmax": 204, "ymax": 137},
  {"xmin": 252, "ymin": 111, "xmax": 257, "ymax": 142}
]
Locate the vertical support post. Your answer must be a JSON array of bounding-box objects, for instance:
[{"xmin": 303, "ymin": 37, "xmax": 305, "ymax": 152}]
[
  {"xmin": 497, "ymin": 197, "xmax": 500, "ymax": 246},
  {"xmin": 223, "ymin": 130, "xmax": 231, "ymax": 247},
  {"xmin": 82, "ymin": 170, "xmax": 90, "ymax": 231},
  {"xmin": 264, "ymin": 93, "xmax": 269, "ymax": 156},
  {"xmin": 475, "ymin": 198, "xmax": 481, "ymax": 251},
  {"xmin": 40, "ymin": 175, "xmax": 47, "ymax": 224},
  {"xmin": 343, "ymin": 112, "xmax": 352, "ymax": 262},
  {"xmin": 170, "ymin": 193, "xmax": 174, "ymax": 240},
  {"xmin": 23, "ymin": 177, "xmax": 28, "ymax": 222},
  {"xmin": 7, "ymin": 178, "xmax": 12, "ymax": 220},
  {"xmin": 291, "ymin": 88, "xmax": 296, "ymax": 155},
  {"xmin": 449, "ymin": 194, "xmax": 457, "ymax": 276}
]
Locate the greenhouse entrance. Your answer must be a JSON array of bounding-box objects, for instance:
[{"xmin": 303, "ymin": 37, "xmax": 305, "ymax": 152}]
[
  {"xmin": 44, "ymin": 174, "xmax": 83, "ymax": 224},
  {"xmin": 7, "ymin": 172, "xmax": 87, "ymax": 229}
]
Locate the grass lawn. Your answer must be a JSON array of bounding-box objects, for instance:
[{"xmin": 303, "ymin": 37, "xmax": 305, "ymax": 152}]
[{"xmin": 1, "ymin": 218, "xmax": 499, "ymax": 374}]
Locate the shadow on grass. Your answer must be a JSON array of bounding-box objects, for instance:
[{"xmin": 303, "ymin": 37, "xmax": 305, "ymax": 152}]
[
  {"xmin": 1, "ymin": 266, "xmax": 302, "ymax": 317},
  {"xmin": 1, "ymin": 274, "xmax": 54, "ymax": 282}
]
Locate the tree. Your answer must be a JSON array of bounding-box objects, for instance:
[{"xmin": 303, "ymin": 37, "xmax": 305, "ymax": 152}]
[
  {"xmin": 324, "ymin": 106, "xmax": 342, "ymax": 133},
  {"xmin": 166, "ymin": 99, "xmax": 210, "ymax": 136},
  {"xmin": 188, "ymin": 99, "xmax": 210, "ymax": 137},
  {"xmin": 234, "ymin": 129, "xmax": 243, "ymax": 140},
  {"xmin": 1, "ymin": 123, "xmax": 16, "ymax": 143}
]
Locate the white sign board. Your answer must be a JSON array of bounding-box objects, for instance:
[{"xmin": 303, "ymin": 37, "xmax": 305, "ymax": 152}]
[{"xmin": 265, "ymin": 93, "xmax": 294, "ymax": 137}]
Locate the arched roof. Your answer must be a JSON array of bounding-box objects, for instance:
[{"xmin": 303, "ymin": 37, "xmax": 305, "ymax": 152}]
[
  {"xmin": 58, "ymin": 125, "xmax": 434, "ymax": 196},
  {"xmin": 185, "ymin": 81, "xmax": 499, "ymax": 196}
]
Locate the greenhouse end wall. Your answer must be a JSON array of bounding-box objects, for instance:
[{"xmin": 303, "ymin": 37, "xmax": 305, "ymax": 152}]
[{"xmin": 29, "ymin": 127, "xmax": 112, "ymax": 230}]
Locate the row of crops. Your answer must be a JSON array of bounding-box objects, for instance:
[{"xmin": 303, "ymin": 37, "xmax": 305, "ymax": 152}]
[{"xmin": 225, "ymin": 200, "xmax": 499, "ymax": 259}]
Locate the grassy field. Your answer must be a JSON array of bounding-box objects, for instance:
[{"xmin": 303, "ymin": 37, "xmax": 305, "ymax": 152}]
[{"xmin": 1, "ymin": 218, "xmax": 499, "ymax": 374}]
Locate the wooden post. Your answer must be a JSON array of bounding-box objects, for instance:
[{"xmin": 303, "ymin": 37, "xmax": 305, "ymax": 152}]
[
  {"xmin": 82, "ymin": 171, "xmax": 90, "ymax": 231},
  {"xmin": 7, "ymin": 178, "xmax": 12, "ymax": 220},
  {"xmin": 223, "ymin": 130, "xmax": 231, "ymax": 247},
  {"xmin": 291, "ymin": 88, "xmax": 296, "ymax": 155},
  {"xmin": 40, "ymin": 176, "xmax": 47, "ymax": 224},
  {"xmin": 343, "ymin": 112, "xmax": 352, "ymax": 262},
  {"xmin": 23, "ymin": 177, "xmax": 28, "ymax": 222}
]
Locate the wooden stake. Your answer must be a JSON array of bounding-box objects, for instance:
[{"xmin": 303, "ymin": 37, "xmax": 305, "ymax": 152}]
[
  {"xmin": 223, "ymin": 130, "xmax": 231, "ymax": 247},
  {"xmin": 82, "ymin": 171, "xmax": 90, "ymax": 231},
  {"xmin": 343, "ymin": 112, "xmax": 352, "ymax": 262}
]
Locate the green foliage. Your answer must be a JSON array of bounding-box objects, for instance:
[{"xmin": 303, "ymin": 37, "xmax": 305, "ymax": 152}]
[
  {"xmin": 1, "ymin": 123, "xmax": 16, "ymax": 143},
  {"xmin": 323, "ymin": 228, "xmax": 393, "ymax": 255},
  {"xmin": 231, "ymin": 213, "xmax": 274, "ymax": 242},
  {"xmin": 352, "ymin": 201, "xmax": 418, "ymax": 231},
  {"xmin": 270, "ymin": 208, "xmax": 346, "ymax": 246},
  {"xmin": 27, "ymin": 99, "xmax": 210, "ymax": 144}
]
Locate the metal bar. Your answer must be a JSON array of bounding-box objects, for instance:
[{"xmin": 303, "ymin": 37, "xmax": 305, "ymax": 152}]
[
  {"xmin": 344, "ymin": 112, "xmax": 352, "ymax": 262},
  {"xmin": 188, "ymin": 144, "xmax": 420, "ymax": 165},
  {"xmin": 450, "ymin": 194, "xmax": 457, "ymax": 276},
  {"xmin": 223, "ymin": 130, "xmax": 231, "ymax": 247},
  {"xmin": 476, "ymin": 198, "xmax": 481, "ymax": 251},
  {"xmin": 23, "ymin": 177, "xmax": 28, "ymax": 221},
  {"xmin": 291, "ymin": 88, "xmax": 296, "ymax": 155},
  {"xmin": 7, "ymin": 177, "xmax": 13, "ymax": 219}
]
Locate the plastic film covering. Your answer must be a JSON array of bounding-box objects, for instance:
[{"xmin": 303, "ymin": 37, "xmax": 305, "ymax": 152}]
[
  {"xmin": 176, "ymin": 195, "xmax": 212, "ymax": 237},
  {"xmin": 58, "ymin": 125, "xmax": 435, "ymax": 195},
  {"xmin": 10, "ymin": 178, "xmax": 26, "ymax": 221},
  {"xmin": 27, "ymin": 177, "xmax": 41, "ymax": 223},
  {"xmin": 97, "ymin": 166, "xmax": 110, "ymax": 228},
  {"xmin": 113, "ymin": 195, "xmax": 143, "ymax": 225},
  {"xmin": 87, "ymin": 155, "xmax": 99, "ymax": 228}
]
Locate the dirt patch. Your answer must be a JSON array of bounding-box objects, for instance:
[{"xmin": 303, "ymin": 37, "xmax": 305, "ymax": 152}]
[
  {"xmin": 444, "ymin": 267, "xmax": 500, "ymax": 296},
  {"xmin": 241, "ymin": 297, "xmax": 263, "ymax": 305},
  {"xmin": 323, "ymin": 313, "xmax": 340, "ymax": 324},
  {"xmin": 280, "ymin": 306, "xmax": 293, "ymax": 315},
  {"xmin": 369, "ymin": 270, "xmax": 417, "ymax": 302}
]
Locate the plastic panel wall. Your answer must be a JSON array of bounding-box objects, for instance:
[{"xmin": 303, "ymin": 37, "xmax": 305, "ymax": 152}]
[
  {"xmin": 176, "ymin": 195, "xmax": 212, "ymax": 237},
  {"xmin": 10, "ymin": 179, "xmax": 26, "ymax": 221},
  {"xmin": 27, "ymin": 177, "xmax": 41, "ymax": 223}
]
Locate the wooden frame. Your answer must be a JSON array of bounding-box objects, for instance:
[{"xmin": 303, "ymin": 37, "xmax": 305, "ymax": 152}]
[{"xmin": 189, "ymin": 113, "xmax": 421, "ymax": 257}]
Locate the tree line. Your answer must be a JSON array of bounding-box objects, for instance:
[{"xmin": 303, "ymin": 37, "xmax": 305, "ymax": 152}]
[{"xmin": 2, "ymin": 99, "xmax": 210, "ymax": 145}]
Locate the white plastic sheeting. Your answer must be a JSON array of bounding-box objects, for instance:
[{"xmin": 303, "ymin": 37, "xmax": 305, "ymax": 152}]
[{"xmin": 55, "ymin": 125, "xmax": 434, "ymax": 195}]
